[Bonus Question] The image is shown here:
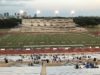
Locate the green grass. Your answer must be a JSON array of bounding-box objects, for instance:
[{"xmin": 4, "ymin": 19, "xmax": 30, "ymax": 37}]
[
  {"xmin": 85, "ymin": 26, "xmax": 100, "ymax": 32},
  {"xmin": 0, "ymin": 32, "xmax": 100, "ymax": 47},
  {"xmin": 0, "ymin": 29, "xmax": 10, "ymax": 32}
]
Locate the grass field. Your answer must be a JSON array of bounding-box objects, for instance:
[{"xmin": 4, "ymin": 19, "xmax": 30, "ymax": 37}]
[{"xmin": 0, "ymin": 32, "xmax": 100, "ymax": 48}]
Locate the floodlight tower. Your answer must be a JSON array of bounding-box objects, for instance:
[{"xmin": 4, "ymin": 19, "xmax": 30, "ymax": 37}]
[
  {"xmin": 36, "ymin": 10, "xmax": 41, "ymax": 17},
  {"xmin": 54, "ymin": 10, "xmax": 59, "ymax": 17},
  {"xmin": 19, "ymin": 10, "xmax": 24, "ymax": 19},
  {"xmin": 70, "ymin": 10, "xmax": 75, "ymax": 18}
]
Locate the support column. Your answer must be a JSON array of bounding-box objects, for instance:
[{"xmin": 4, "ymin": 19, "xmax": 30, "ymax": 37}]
[{"xmin": 40, "ymin": 62, "xmax": 47, "ymax": 75}]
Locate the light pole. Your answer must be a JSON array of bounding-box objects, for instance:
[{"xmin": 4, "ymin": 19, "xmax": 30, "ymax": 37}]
[
  {"xmin": 54, "ymin": 10, "xmax": 59, "ymax": 17},
  {"xmin": 36, "ymin": 10, "xmax": 41, "ymax": 17},
  {"xmin": 19, "ymin": 10, "xmax": 24, "ymax": 19},
  {"xmin": 70, "ymin": 10, "xmax": 75, "ymax": 18}
]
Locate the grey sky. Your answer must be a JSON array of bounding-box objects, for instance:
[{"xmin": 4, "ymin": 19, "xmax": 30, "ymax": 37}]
[{"xmin": 0, "ymin": 0, "xmax": 100, "ymax": 17}]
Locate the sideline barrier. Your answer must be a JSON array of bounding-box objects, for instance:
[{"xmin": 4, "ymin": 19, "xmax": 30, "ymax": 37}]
[{"xmin": 0, "ymin": 48, "xmax": 100, "ymax": 55}]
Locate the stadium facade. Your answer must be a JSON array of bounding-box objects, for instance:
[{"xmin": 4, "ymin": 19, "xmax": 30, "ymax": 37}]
[
  {"xmin": 22, "ymin": 18, "xmax": 75, "ymax": 28},
  {"xmin": 19, "ymin": 18, "xmax": 86, "ymax": 32},
  {"xmin": 9, "ymin": 17, "xmax": 87, "ymax": 32}
]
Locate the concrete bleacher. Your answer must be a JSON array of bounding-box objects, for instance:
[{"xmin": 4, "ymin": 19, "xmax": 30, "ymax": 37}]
[
  {"xmin": 47, "ymin": 66, "xmax": 100, "ymax": 75},
  {"xmin": 0, "ymin": 66, "xmax": 100, "ymax": 75},
  {"xmin": 0, "ymin": 53, "xmax": 100, "ymax": 75},
  {"xmin": 0, "ymin": 53, "xmax": 100, "ymax": 63},
  {"xmin": 0, "ymin": 67, "xmax": 41, "ymax": 75}
]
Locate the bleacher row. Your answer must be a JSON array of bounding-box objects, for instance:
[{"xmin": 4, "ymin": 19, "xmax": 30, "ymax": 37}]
[
  {"xmin": 0, "ymin": 66, "xmax": 100, "ymax": 75},
  {"xmin": 0, "ymin": 47, "xmax": 100, "ymax": 55}
]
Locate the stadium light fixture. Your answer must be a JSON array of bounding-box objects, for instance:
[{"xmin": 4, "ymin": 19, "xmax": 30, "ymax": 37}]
[
  {"xmin": 70, "ymin": 10, "xmax": 75, "ymax": 17},
  {"xmin": 19, "ymin": 10, "xmax": 25, "ymax": 19},
  {"xmin": 54, "ymin": 10, "xmax": 59, "ymax": 16},
  {"xmin": 36, "ymin": 10, "xmax": 41, "ymax": 16},
  {"xmin": 19, "ymin": 10, "xmax": 24, "ymax": 15}
]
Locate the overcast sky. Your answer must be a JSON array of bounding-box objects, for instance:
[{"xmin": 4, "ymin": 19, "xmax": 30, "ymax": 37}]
[{"xmin": 0, "ymin": 0, "xmax": 100, "ymax": 17}]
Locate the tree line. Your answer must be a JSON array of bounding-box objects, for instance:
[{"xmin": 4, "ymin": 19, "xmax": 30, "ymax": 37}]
[
  {"xmin": 73, "ymin": 17, "xmax": 100, "ymax": 27},
  {"xmin": 0, "ymin": 18, "xmax": 21, "ymax": 29}
]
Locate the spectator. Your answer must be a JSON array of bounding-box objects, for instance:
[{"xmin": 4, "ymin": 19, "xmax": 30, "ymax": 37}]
[{"xmin": 4, "ymin": 58, "xmax": 8, "ymax": 63}]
